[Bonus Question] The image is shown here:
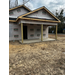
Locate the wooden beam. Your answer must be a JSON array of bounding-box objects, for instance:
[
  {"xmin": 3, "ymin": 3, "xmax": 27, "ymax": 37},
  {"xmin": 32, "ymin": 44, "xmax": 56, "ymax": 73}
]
[
  {"xmin": 41, "ymin": 24, "xmax": 43, "ymax": 41},
  {"xmin": 20, "ymin": 17, "xmax": 60, "ymax": 23},
  {"xmin": 55, "ymin": 25, "xmax": 57, "ymax": 40},
  {"xmin": 21, "ymin": 23, "xmax": 23, "ymax": 43}
]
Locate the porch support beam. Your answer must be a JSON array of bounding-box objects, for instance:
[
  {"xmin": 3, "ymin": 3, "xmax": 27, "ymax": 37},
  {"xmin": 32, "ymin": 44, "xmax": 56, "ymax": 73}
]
[
  {"xmin": 55, "ymin": 25, "xmax": 57, "ymax": 40},
  {"xmin": 41, "ymin": 24, "xmax": 43, "ymax": 41},
  {"xmin": 21, "ymin": 23, "xmax": 23, "ymax": 43}
]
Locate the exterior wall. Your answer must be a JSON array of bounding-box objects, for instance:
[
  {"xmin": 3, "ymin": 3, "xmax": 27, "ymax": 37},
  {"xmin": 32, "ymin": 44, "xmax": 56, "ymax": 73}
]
[
  {"xmin": 27, "ymin": 24, "xmax": 48, "ymax": 39},
  {"xmin": 26, "ymin": 9, "xmax": 54, "ymax": 19},
  {"xmin": 9, "ymin": 23, "xmax": 48, "ymax": 41},
  {"xmin": 9, "ymin": 7, "xmax": 29, "ymax": 17},
  {"xmin": 9, "ymin": 22, "xmax": 21, "ymax": 41}
]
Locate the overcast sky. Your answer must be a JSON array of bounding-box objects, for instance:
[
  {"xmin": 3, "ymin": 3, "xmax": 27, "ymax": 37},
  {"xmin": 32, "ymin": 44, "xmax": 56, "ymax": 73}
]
[{"xmin": 12, "ymin": 0, "xmax": 65, "ymax": 15}]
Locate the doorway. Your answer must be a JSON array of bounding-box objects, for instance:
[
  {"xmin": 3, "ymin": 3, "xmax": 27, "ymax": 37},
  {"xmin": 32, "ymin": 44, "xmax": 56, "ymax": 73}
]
[{"xmin": 23, "ymin": 26, "xmax": 27, "ymax": 39}]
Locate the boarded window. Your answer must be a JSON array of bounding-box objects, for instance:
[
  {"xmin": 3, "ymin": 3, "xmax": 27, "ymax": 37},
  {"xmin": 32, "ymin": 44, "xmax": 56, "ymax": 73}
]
[
  {"xmin": 37, "ymin": 29, "xmax": 40, "ymax": 31},
  {"xmin": 17, "ymin": 9, "xmax": 21, "ymax": 12},
  {"xmin": 14, "ymin": 35, "xmax": 19, "ymax": 38},
  {"xmin": 37, "ymin": 34, "xmax": 40, "ymax": 36},
  {"xmin": 30, "ymin": 34, "xmax": 34, "ymax": 37},
  {"xmin": 14, "ymin": 28, "xmax": 18, "ymax": 31},
  {"xmin": 9, "ymin": 11, "xmax": 13, "ymax": 15},
  {"xmin": 42, "ymin": 10, "xmax": 46, "ymax": 14}
]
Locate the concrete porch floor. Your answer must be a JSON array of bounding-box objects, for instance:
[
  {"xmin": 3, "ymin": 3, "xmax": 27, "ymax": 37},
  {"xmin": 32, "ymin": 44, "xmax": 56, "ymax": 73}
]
[{"xmin": 19, "ymin": 38, "xmax": 55, "ymax": 44}]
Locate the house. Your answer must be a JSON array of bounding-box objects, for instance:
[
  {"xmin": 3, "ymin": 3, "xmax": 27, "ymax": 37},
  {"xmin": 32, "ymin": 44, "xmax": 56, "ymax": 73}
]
[{"xmin": 9, "ymin": 5, "xmax": 61, "ymax": 43}]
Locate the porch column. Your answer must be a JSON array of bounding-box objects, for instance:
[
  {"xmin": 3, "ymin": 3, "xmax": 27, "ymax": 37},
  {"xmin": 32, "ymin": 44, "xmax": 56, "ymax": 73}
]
[
  {"xmin": 21, "ymin": 23, "xmax": 23, "ymax": 43},
  {"xmin": 41, "ymin": 24, "xmax": 43, "ymax": 41},
  {"xmin": 55, "ymin": 25, "xmax": 57, "ymax": 40}
]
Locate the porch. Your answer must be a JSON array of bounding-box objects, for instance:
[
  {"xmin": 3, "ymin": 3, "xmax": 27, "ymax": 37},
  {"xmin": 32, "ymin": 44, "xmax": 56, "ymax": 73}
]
[
  {"xmin": 19, "ymin": 19, "xmax": 58, "ymax": 44},
  {"xmin": 19, "ymin": 38, "xmax": 55, "ymax": 44}
]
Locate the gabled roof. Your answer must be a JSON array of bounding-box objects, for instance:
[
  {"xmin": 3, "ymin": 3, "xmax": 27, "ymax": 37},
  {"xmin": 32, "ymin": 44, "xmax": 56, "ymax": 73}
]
[
  {"xmin": 19, "ymin": 6, "xmax": 61, "ymax": 22},
  {"xmin": 9, "ymin": 5, "xmax": 31, "ymax": 12},
  {"xmin": 9, "ymin": 6, "xmax": 61, "ymax": 23}
]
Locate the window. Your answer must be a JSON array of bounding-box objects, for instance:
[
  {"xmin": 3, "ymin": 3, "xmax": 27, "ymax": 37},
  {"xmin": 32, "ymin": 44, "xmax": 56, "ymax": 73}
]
[
  {"xmin": 30, "ymin": 29, "xmax": 34, "ymax": 31},
  {"xmin": 42, "ymin": 10, "xmax": 46, "ymax": 14},
  {"xmin": 17, "ymin": 9, "xmax": 21, "ymax": 12},
  {"xmin": 14, "ymin": 28, "xmax": 18, "ymax": 31},
  {"xmin": 30, "ymin": 34, "xmax": 34, "ymax": 37},
  {"xmin": 37, "ymin": 34, "xmax": 40, "ymax": 37},
  {"xmin": 9, "ymin": 11, "xmax": 13, "ymax": 15},
  {"xmin": 14, "ymin": 35, "xmax": 19, "ymax": 38},
  {"xmin": 37, "ymin": 29, "xmax": 40, "ymax": 31},
  {"xmin": 43, "ymin": 34, "xmax": 46, "ymax": 36}
]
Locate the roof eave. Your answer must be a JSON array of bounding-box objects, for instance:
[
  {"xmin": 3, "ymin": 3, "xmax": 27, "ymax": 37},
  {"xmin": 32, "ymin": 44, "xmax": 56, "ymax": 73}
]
[
  {"xmin": 20, "ymin": 17, "xmax": 60, "ymax": 23},
  {"xmin": 9, "ymin": 20, "xmax": 16, "ymax": 22},
  {"xmin": 9, "ymin": 5, "xmax": 31, "ymax": 11}
]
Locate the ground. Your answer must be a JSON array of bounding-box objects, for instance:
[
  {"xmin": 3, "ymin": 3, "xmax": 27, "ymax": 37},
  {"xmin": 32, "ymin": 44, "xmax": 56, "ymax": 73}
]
[{"xmin": 9, "ymin": 34, "xmax": 65, "ymax": 75}]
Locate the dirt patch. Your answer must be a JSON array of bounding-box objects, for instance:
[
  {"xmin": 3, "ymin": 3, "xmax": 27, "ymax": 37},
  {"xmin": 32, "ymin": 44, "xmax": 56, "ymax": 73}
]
[{"xmin": 9, "ymin": 34, "xmax": 65, "ymax": 75}]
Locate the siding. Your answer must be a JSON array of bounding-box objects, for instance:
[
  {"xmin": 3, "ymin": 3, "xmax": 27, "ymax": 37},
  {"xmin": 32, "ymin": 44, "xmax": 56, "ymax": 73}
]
[
  {"xmin": 9, "ymin": 7, "xmax": 29, "ymax": 17},
  {"xmin": 25, "ymin": 9, "xmax": 55, "ymax": 20},
  {"xmin": 9, "ymin": 23, "xmax": 48, "ymax": 40},
  {"xmin": 9, "ymin": 22, "xmax": 21, "ymax": 40},
  {"xmin": 27, "ymin": 24, "xmax": 48, "ymax": 39}
]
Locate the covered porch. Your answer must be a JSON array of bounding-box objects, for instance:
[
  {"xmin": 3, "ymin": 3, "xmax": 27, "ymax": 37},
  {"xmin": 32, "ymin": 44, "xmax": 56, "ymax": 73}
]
[{"xmin": 19, "ymin": 20, "xmax": 58, "ymax": 44}]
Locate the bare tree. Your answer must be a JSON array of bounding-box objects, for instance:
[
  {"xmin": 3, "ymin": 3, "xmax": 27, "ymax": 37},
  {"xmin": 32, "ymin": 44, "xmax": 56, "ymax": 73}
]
[
  {"xmin": 9, "ymin": 0, "xmax": 11, "ymax": 9},
  {"xmin": 9, "ymin": 0, "xmax": 15, "ymax": 9},
  {"xmin": 9, "ymin": 0, "xmax": 31, "ymax": 9},
  {"xmin": 23, "ymin": 0, "xmax": 30, "ymax": 5},
  {"xmin": 15, "ymin": 0, "xmax": 18, "ymax": 7}
]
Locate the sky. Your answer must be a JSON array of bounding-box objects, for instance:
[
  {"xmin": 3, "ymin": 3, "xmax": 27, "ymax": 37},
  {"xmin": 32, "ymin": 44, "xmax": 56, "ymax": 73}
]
[{"xmin": 11, "ymin": 0, "xmax": 65, "ymax": 15}]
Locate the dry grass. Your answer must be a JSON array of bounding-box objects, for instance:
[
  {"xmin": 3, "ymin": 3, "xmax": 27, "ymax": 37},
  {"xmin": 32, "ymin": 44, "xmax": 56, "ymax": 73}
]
[{"xmin": 9, "ymin": 34, "xmax": 65, "ymax": 75}]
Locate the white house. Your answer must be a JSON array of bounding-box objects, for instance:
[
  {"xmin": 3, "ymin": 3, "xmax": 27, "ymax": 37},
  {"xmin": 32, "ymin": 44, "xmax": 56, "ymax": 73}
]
[{"xmin": 9, "ymin": 5, "xmax": 61, "ymax": 43}]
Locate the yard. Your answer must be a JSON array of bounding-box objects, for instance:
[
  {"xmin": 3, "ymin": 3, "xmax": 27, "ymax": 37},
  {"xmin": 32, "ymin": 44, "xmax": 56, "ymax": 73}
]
[{"xmin": 9, "ymin": 34, "xmax": 65, "ymax": 75}]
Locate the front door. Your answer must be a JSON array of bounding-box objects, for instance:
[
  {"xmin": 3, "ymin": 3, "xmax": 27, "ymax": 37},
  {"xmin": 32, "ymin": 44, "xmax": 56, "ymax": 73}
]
[{"xmin": 23, "ymin": 26, "xmax": 27, "ymax": 39}]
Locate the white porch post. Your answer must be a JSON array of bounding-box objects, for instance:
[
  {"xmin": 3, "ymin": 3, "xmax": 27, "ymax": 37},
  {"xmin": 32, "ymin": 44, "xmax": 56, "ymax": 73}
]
[
  {"xmin": 55, "ymin": 25, "xmax": 57, "ymax": 40},
  {"xmin": 41, "ymin": 24, "xmax": 43, "ymax": 41},
  {"xmin": 21, "ymin": 23, "xmax": 23, "ymax": 43}
]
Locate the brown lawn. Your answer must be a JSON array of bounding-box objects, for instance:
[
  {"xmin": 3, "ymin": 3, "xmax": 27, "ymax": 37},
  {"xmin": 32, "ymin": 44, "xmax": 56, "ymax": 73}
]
[{"xmin": 9, "ymin": 34, "xmax": 65, "ymax": 75}]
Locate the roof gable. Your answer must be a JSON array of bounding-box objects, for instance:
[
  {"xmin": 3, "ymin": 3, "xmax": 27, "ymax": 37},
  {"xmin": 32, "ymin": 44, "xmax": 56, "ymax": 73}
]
[
  {"xmin": 9, "ymin": 5, "xmax": 31, "ymax": 18},
  {"xmin": 9, "ymin": 5, "xmax": 31, "ymax": 12},
  {"xmin": 19, "ymin": 6, "xmax": 60, "ymax": 22},
  {"xmin": 24, "ymin": 9, "xmax": 57, "ymax": 21}
]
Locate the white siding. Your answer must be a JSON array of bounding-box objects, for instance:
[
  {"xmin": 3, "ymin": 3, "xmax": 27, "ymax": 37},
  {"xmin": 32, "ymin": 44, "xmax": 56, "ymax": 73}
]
[
  {"xmin": 27, "ymin": 24, "xmax": 48, "ymax": 39},
  {"xmin": 26, "ymin": 9, "xmax": 54, "ymax": 19},
  {"xmin": 9, "ymin": 22, "xmax": 21, "ymax": 41},
  {"xmin": 9, "ymin": 7, "xmax": 29, "ymax": 17}
]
